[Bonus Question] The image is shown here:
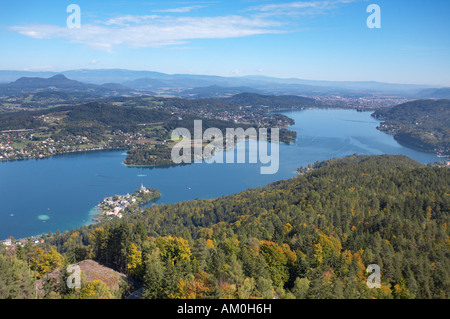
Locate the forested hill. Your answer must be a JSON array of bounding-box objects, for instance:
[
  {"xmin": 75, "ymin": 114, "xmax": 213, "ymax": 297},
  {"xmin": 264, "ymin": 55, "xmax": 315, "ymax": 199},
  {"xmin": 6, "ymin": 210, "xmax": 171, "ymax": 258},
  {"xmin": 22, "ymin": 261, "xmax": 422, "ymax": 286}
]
[
  {"xmin": 0, "ymin": 74, "xmax": 142, "ymax": 96},
  {"xmin": 417, "ymin": 88, "xmax": 450, "ymax": 99},
  {"xmin": 5, "ymin": 154, "xmax": 446, "ymax": 299},
  {"xmin": 372, "ymin": 99, "xmax": 450, "ymax": 155},
  {"xmin": 0, "ymin": 102, "xmax": 175, "ymax": 131}
]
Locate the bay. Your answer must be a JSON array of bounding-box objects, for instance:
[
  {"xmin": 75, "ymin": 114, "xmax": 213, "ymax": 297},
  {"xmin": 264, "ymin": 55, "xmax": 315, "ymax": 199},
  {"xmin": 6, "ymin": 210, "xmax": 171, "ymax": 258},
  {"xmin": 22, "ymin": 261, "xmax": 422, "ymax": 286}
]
[{"xmin": 0, "ymin": 109, "xmax": 440, "ymax": 239}]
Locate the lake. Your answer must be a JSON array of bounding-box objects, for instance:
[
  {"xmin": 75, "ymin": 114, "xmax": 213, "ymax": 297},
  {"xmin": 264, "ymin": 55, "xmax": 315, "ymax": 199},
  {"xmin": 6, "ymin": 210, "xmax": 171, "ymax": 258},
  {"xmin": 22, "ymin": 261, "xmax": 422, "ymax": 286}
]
[{"xmin": 0, "ymin": 109, "xmax": 440, "ymax": 239}]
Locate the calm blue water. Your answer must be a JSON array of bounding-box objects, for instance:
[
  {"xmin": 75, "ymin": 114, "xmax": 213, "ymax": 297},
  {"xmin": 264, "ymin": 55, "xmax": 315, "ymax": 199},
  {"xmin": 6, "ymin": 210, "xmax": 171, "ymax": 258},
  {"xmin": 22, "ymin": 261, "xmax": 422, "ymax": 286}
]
[{"xmin": 0, "ymin": 109, "xmax": 440, "ymax": 239}]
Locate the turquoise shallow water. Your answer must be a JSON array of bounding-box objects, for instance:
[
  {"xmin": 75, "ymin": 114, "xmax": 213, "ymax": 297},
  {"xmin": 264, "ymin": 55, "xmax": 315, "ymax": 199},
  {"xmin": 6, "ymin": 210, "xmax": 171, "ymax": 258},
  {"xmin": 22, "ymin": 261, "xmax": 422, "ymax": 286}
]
[{"xmin": 0, "ymin": 109, "xmax": 439, "ymax": 239}]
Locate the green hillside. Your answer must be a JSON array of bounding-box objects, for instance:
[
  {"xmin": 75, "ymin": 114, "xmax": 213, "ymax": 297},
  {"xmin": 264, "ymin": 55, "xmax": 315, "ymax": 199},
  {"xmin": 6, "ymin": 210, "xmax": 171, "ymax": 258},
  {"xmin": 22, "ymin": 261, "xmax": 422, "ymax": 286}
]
[
  {"xmin": 3, "ymin": 154, "xmax": 448, "ymax": 299},
  {"xmin": 372, "ymin": 99, "xmax": 450, "ymax": 155}
]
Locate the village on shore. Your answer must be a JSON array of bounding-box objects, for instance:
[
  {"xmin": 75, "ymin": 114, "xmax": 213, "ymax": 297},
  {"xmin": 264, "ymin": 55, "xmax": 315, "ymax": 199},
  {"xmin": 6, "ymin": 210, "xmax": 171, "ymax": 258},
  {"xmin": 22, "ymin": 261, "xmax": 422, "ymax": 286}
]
[{"xmin": 94, "ymin": 184, "xmax": 161, "ymax": 221}]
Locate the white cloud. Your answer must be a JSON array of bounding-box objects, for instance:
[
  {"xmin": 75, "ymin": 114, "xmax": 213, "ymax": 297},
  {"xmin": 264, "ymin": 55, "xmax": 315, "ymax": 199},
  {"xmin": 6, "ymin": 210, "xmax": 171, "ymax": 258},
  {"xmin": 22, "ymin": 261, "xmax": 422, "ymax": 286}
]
[
  {"xmin": 248, "ymin": 0, "xmax": 359, "ymax": 16},
  {"xmin": 102, "ymin": 15, "xmax": 159, "ymax": 26},
  {"xmin": 9, "ymin": 1, "xmax": 358, "ymax": 51},
  {"xmin": 152, "ymin": 5, "xmax": 205, "ymax": 13},
  {"xmin": 232, "ymin": 69, "xmax": 243, "ymax": 75},
  {"xmin": 90, "ymin": 59, "xmax": 99, "ymax": 65},
  {"xmin": 10, "ymin": 15, "xmax": 283, "ymax": 51}
]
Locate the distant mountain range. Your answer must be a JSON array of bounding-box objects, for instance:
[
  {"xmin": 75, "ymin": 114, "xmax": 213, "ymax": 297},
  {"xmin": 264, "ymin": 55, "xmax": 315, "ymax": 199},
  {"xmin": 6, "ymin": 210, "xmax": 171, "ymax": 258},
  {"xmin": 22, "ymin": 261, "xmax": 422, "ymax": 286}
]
[
  {"xmin": 0, "ymin": 69, "xmax": 441, "ymax": 97},
  {"xmin": 0, "ymin": 74, "xmax": 149, "ymax": 97}
]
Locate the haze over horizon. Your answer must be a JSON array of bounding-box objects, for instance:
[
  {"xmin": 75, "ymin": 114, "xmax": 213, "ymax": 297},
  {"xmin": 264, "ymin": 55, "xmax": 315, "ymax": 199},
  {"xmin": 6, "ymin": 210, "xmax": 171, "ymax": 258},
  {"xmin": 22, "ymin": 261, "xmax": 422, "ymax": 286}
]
[
  {"xmin": 1, "ymin": 0, "xmax": 449, "ymax": 86},
  {"xmin": 0, "ymin": 68, "xmax": 442, "ymax": 89}
]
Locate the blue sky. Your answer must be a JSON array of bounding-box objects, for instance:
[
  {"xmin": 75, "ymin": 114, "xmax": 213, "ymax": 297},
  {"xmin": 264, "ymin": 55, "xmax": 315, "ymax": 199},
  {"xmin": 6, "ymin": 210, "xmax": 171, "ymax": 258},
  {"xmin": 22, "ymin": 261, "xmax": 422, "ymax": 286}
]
[{"xmin": 0, "ymin": 0, "xmax": 449, "ymax": 85}]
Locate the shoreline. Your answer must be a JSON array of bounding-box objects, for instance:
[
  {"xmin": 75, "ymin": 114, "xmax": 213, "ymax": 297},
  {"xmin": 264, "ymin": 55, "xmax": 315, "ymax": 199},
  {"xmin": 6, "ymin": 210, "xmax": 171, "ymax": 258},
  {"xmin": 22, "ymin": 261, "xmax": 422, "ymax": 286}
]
[
  {"xmin": 370, "ymin": 112, "xmax": 449, "ymax": 160},
  {"xmin": 0, "ymin": 147, "xmax": 127, "ymax": 164}
]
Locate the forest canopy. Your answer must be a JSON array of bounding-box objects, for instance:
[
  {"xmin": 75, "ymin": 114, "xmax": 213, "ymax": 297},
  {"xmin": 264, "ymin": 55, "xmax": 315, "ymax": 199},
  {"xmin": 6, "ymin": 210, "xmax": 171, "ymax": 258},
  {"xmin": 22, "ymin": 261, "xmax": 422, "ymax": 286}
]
[{"xmin": 3, "ymin": 154, "xmax": 446, "ymax": 299}]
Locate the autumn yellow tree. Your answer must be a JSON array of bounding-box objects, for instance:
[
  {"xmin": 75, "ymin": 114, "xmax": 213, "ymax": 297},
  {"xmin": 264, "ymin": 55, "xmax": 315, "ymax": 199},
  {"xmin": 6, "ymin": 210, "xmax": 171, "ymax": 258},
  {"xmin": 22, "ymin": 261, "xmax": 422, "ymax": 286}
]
[
  {"xmin": 80, "ymin": 280, "xmax": 114, "ymax": 299},
  {"xmin": 260, "ymin": 240, "xmax": 290, "ymax": 287},
  {"xmin": 169, "ymin": 271, "xmax": 212, "ymax": 299},
  {"xmin": 29, "ymin": 247, "xmax": 65, "ymax": 278},
  {"xmin": 127, "ymin": 242, "xmax": 144, "ymax": 280},
  {"xmin": 156, "ymin": 236, "xmax": 191, "ymax": 264}
]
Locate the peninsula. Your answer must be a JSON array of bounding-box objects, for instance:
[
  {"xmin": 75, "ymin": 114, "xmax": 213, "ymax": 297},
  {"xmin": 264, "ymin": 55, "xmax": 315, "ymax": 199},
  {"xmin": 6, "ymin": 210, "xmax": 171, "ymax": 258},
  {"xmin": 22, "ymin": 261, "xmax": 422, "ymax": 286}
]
[
  {"xmin": 95, "ymin": 184, "xmax": 161, "ymax": 222},
  {"xmin": 0, "ymin": 94, "xmax": 298, "ymax": 167},
  {"xmin": 372, "ymin": 99, "xmax": 450, "ymax": 157}
]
